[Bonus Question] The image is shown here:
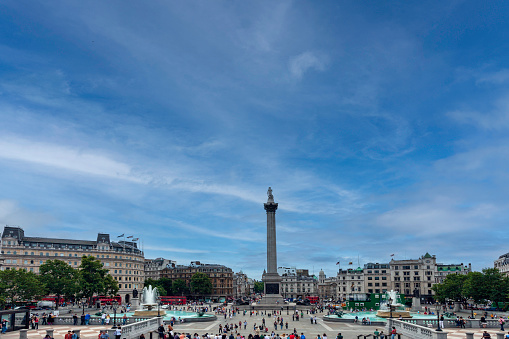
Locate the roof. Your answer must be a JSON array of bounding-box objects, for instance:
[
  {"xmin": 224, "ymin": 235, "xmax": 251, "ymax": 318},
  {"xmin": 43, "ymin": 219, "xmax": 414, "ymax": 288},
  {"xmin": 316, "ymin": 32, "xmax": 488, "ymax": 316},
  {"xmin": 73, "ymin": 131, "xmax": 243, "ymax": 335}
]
[
  {"xmin": 23, "ymin": 237, "xmax": 96, "ymax": 246},
  {"xmin": 423, "ymin": 252, "xmax": 433, "ymax": 258}
]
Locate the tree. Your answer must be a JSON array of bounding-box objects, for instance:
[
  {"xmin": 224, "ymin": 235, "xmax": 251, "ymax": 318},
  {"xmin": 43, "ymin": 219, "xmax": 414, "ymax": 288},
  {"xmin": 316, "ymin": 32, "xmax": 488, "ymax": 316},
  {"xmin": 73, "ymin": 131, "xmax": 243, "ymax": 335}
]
[
  {"xmin": 190, "ymin": 273, "xmax": 212, "ymax": 296},
  {"xmin": 78, "ymin": 256, "xmax": 110, "ymax": 300},
  {"xmin": 0, "ymin": 269, "xmax": 45, "ymax": 308},
  {"xmin": 173, "ymin": 279, "xmax": 188, "ymax": 296},
  {"xmin": 103, "ymin": 275, "xmax": 120, "ymax": 297},
  {"xmin": 254, "ymin": 281, "xmax": 264, "ymax": 294},
  {"xmin": 158, "ymin": 278, "xmax": 173, "ymax": 296},
  {"xmin": 432, "ymin": 274, "xmax": 467, "ymax": 303},
  {"xmin": 482, "ymin": 268, "xmax": 509, "ymax": 307},
  {"xmin": 463, "ymin": 271, "xmax": 488, "ymax": 305},
  {"xmin": 144, "ymin": 279, "xmax": 166, "ymax": 296},
  {"xmin": 39, "ymin": 260, "xmax": 78, "ymax": 309}
]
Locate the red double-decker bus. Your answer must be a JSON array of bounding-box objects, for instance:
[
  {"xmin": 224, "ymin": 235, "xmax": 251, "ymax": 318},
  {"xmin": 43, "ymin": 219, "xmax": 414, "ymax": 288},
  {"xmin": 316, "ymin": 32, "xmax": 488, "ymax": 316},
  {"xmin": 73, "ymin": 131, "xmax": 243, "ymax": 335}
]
[
  {"xmin": 43, "ymin": 296, "xmax": 66, "ymax": 304},
  {"xmin": 160, "ymin": 296, "xmax": 186, "ymax": 305},
  {"xmin": 306, "ymin": 296, "xmax": 320, "ymax": 304},
  {"xmin": 92, "ymin": 296, "xmax": 122, "ymax": 305}
]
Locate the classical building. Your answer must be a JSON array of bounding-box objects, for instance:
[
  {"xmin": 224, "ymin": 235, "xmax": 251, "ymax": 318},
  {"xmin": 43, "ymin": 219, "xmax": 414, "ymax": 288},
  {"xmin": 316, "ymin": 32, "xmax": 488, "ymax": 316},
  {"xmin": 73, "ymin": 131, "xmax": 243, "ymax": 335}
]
[
  {"xmin": 317, "ymin": 253, "xmax": 472, "ymax": 303},
  {"xmin": 435, "ymin": 263, "xmax": 471, "ymax": 283},
  {"xmin": 390, "ymin": 253, "xmax": 436, "ymax": 301},
  {"xmin": 363, "ymin": 262, "xmax": 391, "ymax": 295},
  {"xmin": 144, "ymin": 258, "xmax": 176, "ymax": 280},
  {"xmin": 0, "ymin": 225, "xmax": 144, "ymax": 303},
  {"xmin": 161, "ymin": 261, "xmax": 233, "ymax": 302},
  {"xmin": 233, "ymin": 271, "xmax": 253, "ymax": 298},
  {"xmin": 280, "ymin": 268, "xmax": 318, "ymax": 300},
  {"xmin": 494, "ymin": 253, "xmax": 509, "ymax": 276}
]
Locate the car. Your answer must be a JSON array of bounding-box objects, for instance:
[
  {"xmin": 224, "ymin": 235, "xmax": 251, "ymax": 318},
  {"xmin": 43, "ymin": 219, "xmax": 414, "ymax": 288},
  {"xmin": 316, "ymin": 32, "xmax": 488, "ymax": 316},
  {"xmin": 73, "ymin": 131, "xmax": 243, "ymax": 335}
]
[
  {"xmin": 161, "ymin": 305, "xmax": 169, "ymax": 309},
  {"xmin": 296, "ymin": 299, "xmax": 311, "ymax": 306}
]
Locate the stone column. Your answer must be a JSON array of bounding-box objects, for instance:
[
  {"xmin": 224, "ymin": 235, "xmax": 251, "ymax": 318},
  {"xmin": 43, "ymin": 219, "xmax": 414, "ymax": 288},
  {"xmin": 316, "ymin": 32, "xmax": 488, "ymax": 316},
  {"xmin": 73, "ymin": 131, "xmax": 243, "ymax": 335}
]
[
  {"xmin": 265, "ymin": 201, "xmax": 278, "ymax": 274},
  {"xmin": 465, "ymin": 333, "xmax": 474, "ymax": 339},
  {"xmin": 497, "ymin": 333, "xmax": 505, "ymax": 339},
  {"xmin": 19, "ymin": 329, "xmax": 28, "ymax": 339},
  {"xmin": 46, "ymin": 329, "xmax": 54, "ymax": 338}
]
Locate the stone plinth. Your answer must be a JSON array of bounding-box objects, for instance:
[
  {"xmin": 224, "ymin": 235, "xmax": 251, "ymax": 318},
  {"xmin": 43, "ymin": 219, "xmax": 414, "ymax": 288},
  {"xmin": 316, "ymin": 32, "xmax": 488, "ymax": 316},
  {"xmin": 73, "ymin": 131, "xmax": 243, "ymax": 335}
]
[
  {"xmin": 411, "ymin": 297, "xmax": 421, "ymax": 312},
  {"xmin": 131, "ymin": 298, "xmax": 140, "ymax": 310}
]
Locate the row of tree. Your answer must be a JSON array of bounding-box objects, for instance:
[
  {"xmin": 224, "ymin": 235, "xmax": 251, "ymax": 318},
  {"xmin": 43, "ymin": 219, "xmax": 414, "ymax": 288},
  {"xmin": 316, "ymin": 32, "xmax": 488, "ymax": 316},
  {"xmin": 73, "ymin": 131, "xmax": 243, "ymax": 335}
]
[
  {"xmin": 432, "ymin": 268, "xmax": 509, "ymax": 306},
  {"xmin": 144, "ymin": 273, "xmax": 212, "ymax": 297},
  {"xmin": 0, "ymin": 256, "xmax": 119, "ymax": 309}
]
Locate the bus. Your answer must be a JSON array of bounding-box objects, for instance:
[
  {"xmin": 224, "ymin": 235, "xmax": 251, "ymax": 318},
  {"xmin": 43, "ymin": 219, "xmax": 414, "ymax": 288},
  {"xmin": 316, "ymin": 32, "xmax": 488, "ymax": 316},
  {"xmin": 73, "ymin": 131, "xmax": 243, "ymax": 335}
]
[
  {"xmin": 42, "ymin": 296, "xmax": 66, "ymax": 305},
  {"xmin": 92, "ymin": 296, "xmax": 122, "ymax": 305},
  {"xmin": 160, "ymin": 296, "xmax": 187, "ymax": 305},
  {"xmin": 306, "ymin": 296, "xmax": 320, "ymax": 304}
]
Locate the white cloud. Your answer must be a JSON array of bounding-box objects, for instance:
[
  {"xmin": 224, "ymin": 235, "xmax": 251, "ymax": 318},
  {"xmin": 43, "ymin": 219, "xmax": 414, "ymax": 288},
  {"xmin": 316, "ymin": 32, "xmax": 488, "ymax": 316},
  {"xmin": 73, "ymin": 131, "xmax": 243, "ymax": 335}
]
[
  {"xmin": 289, "ymin": 51, "xmax": 328, "ymax": 79},
  {"xmin": 0, "ymin": 137, "xmax": 148, "ymax": 183}
]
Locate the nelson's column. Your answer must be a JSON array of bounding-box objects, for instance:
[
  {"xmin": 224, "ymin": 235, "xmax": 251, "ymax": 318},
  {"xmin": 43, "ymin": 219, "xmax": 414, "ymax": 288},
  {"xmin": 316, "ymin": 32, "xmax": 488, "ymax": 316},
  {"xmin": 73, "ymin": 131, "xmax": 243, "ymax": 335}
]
[{"xmin": 260, "ymin": 187, "xmax": 283, "ymax": 305}]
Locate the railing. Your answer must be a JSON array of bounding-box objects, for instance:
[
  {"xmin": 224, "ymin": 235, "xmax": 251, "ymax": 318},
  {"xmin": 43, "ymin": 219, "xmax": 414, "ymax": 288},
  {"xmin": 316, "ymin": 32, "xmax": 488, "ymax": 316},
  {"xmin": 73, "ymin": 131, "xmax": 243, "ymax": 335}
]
[{"xmin": 387, "ymin": 319, "xmax": 448, "ymax": 339}]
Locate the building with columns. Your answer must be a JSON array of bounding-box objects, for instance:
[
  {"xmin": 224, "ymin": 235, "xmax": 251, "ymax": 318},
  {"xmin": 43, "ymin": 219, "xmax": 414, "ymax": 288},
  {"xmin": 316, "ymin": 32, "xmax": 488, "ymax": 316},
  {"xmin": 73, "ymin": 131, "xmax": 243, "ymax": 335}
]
[
  {"xmin": 1, "ymin": 225, "xmax": 144, "ymax": 303},
  {"xmin": 494, "ymin": 252, "xmax": 509, "ymax": 276},
  {"xmin": 144, "ymin": 257, "xmax": 177, "ymax": 280}
]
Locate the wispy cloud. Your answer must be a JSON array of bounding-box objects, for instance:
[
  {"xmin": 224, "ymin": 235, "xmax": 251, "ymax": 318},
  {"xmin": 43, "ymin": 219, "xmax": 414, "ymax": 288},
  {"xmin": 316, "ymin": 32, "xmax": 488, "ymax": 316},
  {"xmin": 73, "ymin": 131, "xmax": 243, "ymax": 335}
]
[{"xmin": 289, "ymin": 51, "xmax": 328, "ymax": 79}]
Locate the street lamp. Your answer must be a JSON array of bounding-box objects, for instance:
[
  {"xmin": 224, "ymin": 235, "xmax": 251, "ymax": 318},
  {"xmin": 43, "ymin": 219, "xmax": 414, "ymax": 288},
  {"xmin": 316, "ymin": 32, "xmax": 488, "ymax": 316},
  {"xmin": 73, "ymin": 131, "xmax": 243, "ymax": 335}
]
[
  {"xmin": 435, "ymin": 303, "xmax": 442, "ymax": 332},
  {"xmin": 157, "ymin": 296, "xmax": 161, "ymax": 317},
  {"xmin": 82, "ymin": 298, "xmax": 87, "ymax": 316},
  {"xmin": 388, "ymin": 298, "xmax": 393, "ymax": 319},
  {"xmin": 112, "ymin": 301, "xmax": 118, "ymax": 328}
]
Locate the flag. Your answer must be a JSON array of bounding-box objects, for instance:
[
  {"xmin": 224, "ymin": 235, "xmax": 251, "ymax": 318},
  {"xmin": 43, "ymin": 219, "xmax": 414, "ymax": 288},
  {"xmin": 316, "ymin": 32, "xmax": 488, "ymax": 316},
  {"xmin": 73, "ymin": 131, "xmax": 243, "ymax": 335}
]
[
  {"xmin": 127, "ymin": 235, "xmax": 133, "ymax": 238},
  {"xmin": 390, "ymin": 254, "xmax": 395, "ymax": 257},
  {"xmin": 336, "ymin": 261, "xmax": 340, "ymax": 265},
  {"xmin": 117, "ymin": 234, "xmax": 124, "ymax": 238},
  {"xmin": 132, "ymin": 238, "xmax": 139, "ymax": 241},
  {"xmin": 348, "ymin": 262, "xmax": 353, "ymax": 265}
]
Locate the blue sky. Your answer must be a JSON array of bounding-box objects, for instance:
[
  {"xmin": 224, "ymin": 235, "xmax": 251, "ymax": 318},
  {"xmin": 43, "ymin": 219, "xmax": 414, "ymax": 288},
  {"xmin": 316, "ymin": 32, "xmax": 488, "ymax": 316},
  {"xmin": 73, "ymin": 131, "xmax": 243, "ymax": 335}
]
[{"xmin": 1, "ymin": 1, "xmax": 509, "ymax": 279}]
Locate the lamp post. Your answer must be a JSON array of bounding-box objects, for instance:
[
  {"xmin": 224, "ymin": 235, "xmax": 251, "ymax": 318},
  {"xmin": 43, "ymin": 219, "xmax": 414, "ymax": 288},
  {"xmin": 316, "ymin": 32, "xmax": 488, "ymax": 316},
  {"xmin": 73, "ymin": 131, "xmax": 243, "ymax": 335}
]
[
  {"xmin": 388, "ymin": 298, "xmax": 393, "ymax": 319},
  {"xmin": 435, "ymin": 303, "xmax": 442, "ymax": 332},
  {"xmin": 82, "ymin": 298, "xmax": 87, "ymax": 316},
  {"xmin": 112, "ymin": 301, "xmax": 118, "ymax": 328},
  {"xmin": 157, "ymin": 296, "xmax": 161, "ymax": 317}
]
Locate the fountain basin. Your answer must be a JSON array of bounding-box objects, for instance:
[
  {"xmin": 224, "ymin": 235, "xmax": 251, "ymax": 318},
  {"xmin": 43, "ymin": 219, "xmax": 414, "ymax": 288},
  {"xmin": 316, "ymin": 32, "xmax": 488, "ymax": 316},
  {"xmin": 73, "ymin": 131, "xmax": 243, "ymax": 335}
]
[
  {"xmin": 133, "ymin": 310, "xmax": 166, "ymax": 317},
  {"xmin": 375, "ymin": 310, "xmax": 411, "ymax": 318}
]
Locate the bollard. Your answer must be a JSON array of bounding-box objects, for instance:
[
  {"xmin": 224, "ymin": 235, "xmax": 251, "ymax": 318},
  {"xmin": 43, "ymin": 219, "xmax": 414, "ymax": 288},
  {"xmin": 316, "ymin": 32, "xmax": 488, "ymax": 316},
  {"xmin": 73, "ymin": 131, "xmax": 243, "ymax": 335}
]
[
  {"xmin": 107, "ymin": 329, "xmax": 116, "ymax": 339},
  {"xmin": 496, "ymin": 333, "xmax": 505, "ymax": 339},
  {"xmin": 74, "ymin": 329, "xmax": 81, "ymax": 338},
  {"xmin": 19, "ymin": 329, "xmax": 28, "ymax": 339},
  {"xmin": 465, "ymin": 333, "xmax": 474, "ymax": 339},
  {"xmin": 46, "ymin": 329, "xmax": 54, "ymax": 338}
]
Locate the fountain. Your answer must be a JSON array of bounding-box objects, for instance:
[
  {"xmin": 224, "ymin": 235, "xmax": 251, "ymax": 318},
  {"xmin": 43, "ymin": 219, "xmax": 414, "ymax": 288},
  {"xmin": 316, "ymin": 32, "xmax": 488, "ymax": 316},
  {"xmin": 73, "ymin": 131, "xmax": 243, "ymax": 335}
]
[
  {"xmin": 133, "ymin": 286, "xmax": 166, "ymax": 317},
  {"xmin": 375, "ymin": 290, "xmax": 411, "ymax": 318}
]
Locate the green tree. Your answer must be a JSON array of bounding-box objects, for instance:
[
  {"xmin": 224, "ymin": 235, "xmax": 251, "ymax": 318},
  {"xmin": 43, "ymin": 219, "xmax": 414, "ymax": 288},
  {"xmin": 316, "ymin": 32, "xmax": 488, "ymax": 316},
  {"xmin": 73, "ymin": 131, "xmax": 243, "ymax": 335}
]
[
  {"xmin": 190, "ymin": 273, "xmax": 212, "ymax": 296},
  {"xmin": 39, "ymin": 260, "xmax": 78, "ymax": 309},
  {"xmin": 0, "ymin": 269, "xmax": 45, "ymax": 308},
  {"xmin": 482, "ymin": 268, "xmax": 509, "ymax": 307},
  {"xmin": 103, "ymin": 274, "xmax": 120, "ymax": 297},
  {"xmin": 173, "ymin": 279, "xmax": 188, "ymax": 296},
  {"xmin": 432, "ymin": 274, "xmax": 467, "ymax": 303},
  {"xmin": 158, "ymin": 278, "xmax": 173, "ymax": 296},
  {"xmin": 78, "ymin": 256, "xmax": 110, "ymax": 301},
  {"xmin": 254, "ymin": 281, "xmax": 264, "ymax": 294},
  {"xmin": 463, "ymin": 271, "xmax": 487, "ymax": 305}
]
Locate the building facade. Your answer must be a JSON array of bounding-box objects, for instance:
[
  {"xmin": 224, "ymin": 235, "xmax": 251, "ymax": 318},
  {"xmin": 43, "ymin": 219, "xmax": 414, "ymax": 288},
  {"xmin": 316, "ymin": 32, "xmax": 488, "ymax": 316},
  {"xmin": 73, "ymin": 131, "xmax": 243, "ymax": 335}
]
[
  {"xmin": 233, "ymin": 271, "xmax": 253, "ymax": 298},
  {"xmin": 317, "ymin": 253, "xmax": 472, "ymax": 303},
  {"xmin": 144, "ymin": 258, "xmax": 176, "ymax": 280},
  {"xmin": 161, "ymin": 261, "xmax": 233, "ymax": 302},
  {"xmin": 0, "ymin": 226, "xmax": 144, "ymax": 303},
  {"xmin": 494, "ymin": 253, "xmax": 509, "ymax": 276},
  {"xmin": 279, "ymin": 268, "xmax": 318, "ymax": 301}
]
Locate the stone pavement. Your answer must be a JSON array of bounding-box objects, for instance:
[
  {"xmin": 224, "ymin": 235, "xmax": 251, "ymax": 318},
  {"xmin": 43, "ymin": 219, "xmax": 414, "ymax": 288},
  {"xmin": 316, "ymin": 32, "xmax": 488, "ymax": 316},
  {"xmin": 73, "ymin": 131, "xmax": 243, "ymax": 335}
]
[{"xmin": 3, "ymin": 312, "xmax": 507, "ymax": 339}]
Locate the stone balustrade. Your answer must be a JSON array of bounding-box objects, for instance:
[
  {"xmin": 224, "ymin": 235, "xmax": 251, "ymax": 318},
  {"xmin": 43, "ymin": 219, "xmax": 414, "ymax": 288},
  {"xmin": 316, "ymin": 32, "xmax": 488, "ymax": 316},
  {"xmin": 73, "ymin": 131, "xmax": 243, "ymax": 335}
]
[{"xmin": 387, "ymin": 319, "xmax": 448, "ymax": 339}]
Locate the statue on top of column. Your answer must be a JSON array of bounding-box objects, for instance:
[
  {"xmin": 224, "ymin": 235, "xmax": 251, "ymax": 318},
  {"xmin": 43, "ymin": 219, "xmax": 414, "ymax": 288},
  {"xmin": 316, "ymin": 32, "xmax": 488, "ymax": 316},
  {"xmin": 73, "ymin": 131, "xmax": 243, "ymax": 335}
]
[{"xmin": 267, "ymin": 187, "xmax": 274, "ymax": 203}]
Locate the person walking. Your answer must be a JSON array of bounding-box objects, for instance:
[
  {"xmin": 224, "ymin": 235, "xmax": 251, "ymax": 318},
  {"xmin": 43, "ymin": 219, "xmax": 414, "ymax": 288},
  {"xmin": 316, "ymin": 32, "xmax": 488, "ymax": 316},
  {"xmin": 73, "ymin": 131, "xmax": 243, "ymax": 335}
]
[
  {"xmin": 390, "ymin": 327, "xmax": 397, "ymax": 339},
  {"xmin": 500, "ymin": 316, "xmax": 505, "ymax": 331}
]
